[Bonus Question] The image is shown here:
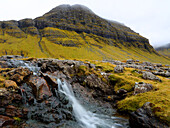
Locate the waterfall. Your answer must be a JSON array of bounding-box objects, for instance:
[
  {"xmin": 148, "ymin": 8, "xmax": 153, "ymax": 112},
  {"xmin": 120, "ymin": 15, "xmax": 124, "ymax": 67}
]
[
  {"xmin": 57, "ymin": 78, "xmax": 123, "ymax": 128},
  {"xmin": 8, "ymin": 59, "xmax": 128, "ymax": 128}
]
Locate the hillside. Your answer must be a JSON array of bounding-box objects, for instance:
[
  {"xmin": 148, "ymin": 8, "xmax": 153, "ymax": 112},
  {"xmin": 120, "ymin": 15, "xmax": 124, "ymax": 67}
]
[
  {"xmin": 0, "ymin": 4, "xmax": 169, "ymax": 64},
  {"xmin": 155, "ymin": 43, "xmax": 170, "ymax": 58}
]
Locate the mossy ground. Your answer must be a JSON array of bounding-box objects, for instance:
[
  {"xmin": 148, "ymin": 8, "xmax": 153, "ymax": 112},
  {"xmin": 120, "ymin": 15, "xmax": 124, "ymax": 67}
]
[{"xmin": 90, "ymin": 61, "xmax": 170, "ymax": 125}]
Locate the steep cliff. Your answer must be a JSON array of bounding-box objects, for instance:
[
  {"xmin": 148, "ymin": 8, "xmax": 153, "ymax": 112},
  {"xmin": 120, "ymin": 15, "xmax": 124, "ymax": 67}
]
[{"xmin": 0, "ymin": 4, "xmax": 169, "ymax": 63}]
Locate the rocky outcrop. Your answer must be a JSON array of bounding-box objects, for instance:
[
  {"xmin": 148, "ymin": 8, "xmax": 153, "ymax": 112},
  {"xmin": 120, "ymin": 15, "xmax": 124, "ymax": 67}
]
[
  {"xmin": 134, "ymin": 82, "xmax": 153, "ymax": 95},
  {"xmin": 114, "ymin": 65, "xmax": 124, "ymax": 73},
  {"xmin": 7, "ymin": 67, "xmax": 32, "ymax": 84},
  {"xmin": 129, "ymin": 102, "xmax": 169, "ymax": 128},
  {"xmin": 143, "ymin": 72, "xmax": 162, "ymax": 82}
]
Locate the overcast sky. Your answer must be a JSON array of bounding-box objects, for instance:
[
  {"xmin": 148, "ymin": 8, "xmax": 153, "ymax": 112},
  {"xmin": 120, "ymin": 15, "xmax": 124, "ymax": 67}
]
[{"xmin": 0, "ymin": 0, "xmax": 170, "ymax": 47}]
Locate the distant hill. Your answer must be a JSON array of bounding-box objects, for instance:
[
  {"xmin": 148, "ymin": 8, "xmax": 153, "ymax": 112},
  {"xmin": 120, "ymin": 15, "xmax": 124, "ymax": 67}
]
[
  {"xmin": 155, "ymin": 43, "xmax": 170, "ymax": 58},
  {"xmin": 0, "ymin": 4, "xmax": 169, "ymax": 63}
]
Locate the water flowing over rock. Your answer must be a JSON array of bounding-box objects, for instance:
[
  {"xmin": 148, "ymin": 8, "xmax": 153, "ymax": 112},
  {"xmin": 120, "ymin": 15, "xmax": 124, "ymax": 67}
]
[{"xmin": 0, "ymin": 58, "xmax": 129, "ymax": 128}]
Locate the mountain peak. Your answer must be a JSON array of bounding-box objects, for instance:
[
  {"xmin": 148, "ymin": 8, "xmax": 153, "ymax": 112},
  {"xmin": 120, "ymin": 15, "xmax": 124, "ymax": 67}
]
[{"xmin": 47, "ymin": 4, "xmax": 94, "ymax": 14}]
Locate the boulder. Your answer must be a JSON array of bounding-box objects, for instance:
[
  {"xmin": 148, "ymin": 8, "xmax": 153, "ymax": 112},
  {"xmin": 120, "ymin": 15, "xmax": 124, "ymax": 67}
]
[
  {"xmin": 129, "ymin": 102, "xmax": 168, "ymax": 128},
  {"xmin": 7, "ymin": 67, "xmax": 32, "ymax": 83},
  {"xmin": 114, "ymin": 65, "xmax": 124, "ymax": 73},
  {"xmin": 165, "ymin": 71, "xmax": 170, "ymax": 77},
  {"xmin": 28, "ymin": 76, "xmax": 52, "ymax": 100},
  {"xmin": 0, "ymin": 115, "xmax": 14, "ymax": 127},
  {"xmin": 4, "ymin": 80, "xmax": 19, "ymax": 90},
  {"xmin": 143, "ymin": 72, "xmax": 161, "ymax": 82},
  {"xmin": 134, "ymin": 82, "xmax": 153, "ymax": 95}
]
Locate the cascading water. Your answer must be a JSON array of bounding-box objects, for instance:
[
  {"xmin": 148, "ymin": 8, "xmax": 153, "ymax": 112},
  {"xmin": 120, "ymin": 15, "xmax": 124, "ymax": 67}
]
[
  {"xmin": 57, "ymin": 78, "xmax": 128, "ymax": 128},
  {"xmin": 7, "ymin": 59, "xmax": 129, "ymax": 128}
]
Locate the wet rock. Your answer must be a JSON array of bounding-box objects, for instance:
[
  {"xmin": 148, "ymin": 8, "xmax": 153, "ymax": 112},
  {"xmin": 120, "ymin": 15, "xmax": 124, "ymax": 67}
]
[
  {"xmin": 134, "ymin": 82, "xmax": 153, "ymax": 95},
  {"xmin": 129, "ymin": 102, "xmax": 169, "ymax": 128},
  {"xmin": 0, "ymin": 115, "xmax": 15, "ymax": 127},
  {"xmin": 143, "ymin": 72, "xmax": 161, "ymax": 82},
  {"xmin": 28, "ymin": 76, "xmax": 52, "ymax": 100},
  {"xmin": 4, "ymin": 80, "xmax": 19, "ymax": 90},
  {"xmin": 7, "ymin": 67, "xmax": 32, "ymax": 83},
  {"xmin": 5, "ymin": 105, "xmax": 22, "ymax": 117},
  {"xmin": 114, "ymin": 65, "xmax": 124, "ymax": 73},
  {"xmin": 117, "ymin": 89, "xmax": 127, "ymax": 97},
  {"xmin": 0, "ymin": 61, "xmax": 13, "ymax": 68}
]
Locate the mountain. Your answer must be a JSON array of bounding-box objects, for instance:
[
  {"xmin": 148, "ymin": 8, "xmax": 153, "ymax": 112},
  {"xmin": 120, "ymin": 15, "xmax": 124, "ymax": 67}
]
[
  {"xmin": 0, "ymin": 4, "xmax": 169, "ymax": 63},
  {"xmin": 155, "ymin": 43, "xmax": 170, "ymax": 58}
]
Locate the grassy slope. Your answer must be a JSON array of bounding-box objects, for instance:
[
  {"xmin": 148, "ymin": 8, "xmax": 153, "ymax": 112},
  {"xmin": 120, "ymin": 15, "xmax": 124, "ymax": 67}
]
[
  {"xmin": 91, "ymin": 61, "xmax": 170, "ymax": 125},
  {"xmin": 0, "ymin": 27, "xmax": 170, "ymax": 64},
  {"xmin": 157, "ymin": 48, "xmax": 170, "ymax": 58}
]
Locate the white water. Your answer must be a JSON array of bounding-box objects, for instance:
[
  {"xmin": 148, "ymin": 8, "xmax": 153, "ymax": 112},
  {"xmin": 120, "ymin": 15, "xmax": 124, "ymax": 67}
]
[{"xmin": 57, "ymin": 78, "xmax": 118, "ymax": 128}]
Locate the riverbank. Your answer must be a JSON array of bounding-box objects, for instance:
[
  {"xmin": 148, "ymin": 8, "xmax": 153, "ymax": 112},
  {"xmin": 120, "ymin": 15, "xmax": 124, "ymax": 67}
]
[{"xmin": 0, "ymin": 55, "xmax": 169, "ymax": 127}]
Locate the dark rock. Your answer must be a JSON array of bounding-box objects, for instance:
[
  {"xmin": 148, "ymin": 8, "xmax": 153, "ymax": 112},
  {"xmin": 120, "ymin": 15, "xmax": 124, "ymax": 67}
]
[
  {"xmin": 0, "ymin": 115, "xmax": 15, "ymax": 127},
  {"xmin": 117, "ymin": 89, "xmax": 127, "ymax": 96},
  {"xmin": 5, "ymin": 105, "xmax": 21, "ymax": 117},
  {"xmin": 134, "ymin": 82, "xmax": 153, "ymax": 95},
  {"xmin": 129, "ymin": 102, "xmax": 169, "ymax": 128}
]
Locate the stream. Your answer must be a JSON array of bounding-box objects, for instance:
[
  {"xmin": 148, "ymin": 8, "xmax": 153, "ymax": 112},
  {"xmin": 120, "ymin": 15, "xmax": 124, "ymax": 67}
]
[{"xmin": 8, "ymin": 59, "xmax": 129, "ymax": 128}]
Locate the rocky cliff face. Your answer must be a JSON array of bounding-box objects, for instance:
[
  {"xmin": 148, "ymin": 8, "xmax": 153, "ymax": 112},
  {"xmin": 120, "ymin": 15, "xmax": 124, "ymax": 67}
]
[{"xmin": 0, "ymin": 4, "xmax": 169, "ymax": 63}]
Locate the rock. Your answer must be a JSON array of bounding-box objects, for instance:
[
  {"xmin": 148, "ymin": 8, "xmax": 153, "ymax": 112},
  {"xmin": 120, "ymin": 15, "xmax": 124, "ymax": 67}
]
[
  {"xmin": 5, "ymin": 105, "xmax": 22, "ymax": 117},
  {"xmin": 28, "ymin": 76, "xmax": 52, "ymax": 100},
  {"xmin": 0, "ymin": 61, "xmax": 13, "ymax": 68},
  {"xmin": 165, "ymin": 71, "xmax": 170, "ymax": 77},
  {"xmin": 156, "ymin": 63, "xmax": 162, "ymax": 67},
  {"xmin": 143, "ymin": 72, "xmax": 161, "ymax": 82},
  {"xmin": 129, "ymin": 102, "xmax": 169, "ymax": 128},
  {"xmin": 142, "ymin": 62, "xmax": 153, "ymax": 66},
  {"xmin": 0, "ymin": 115, "xmax": 15, "ymax": 127},
  {"xmin": 116, "ymin": 89, "xmax": 127, "ymax": 99},
  {"xmin": 7, "ymin": 67, "xmax": 32, "ymax": 83},
  {"xmin": 134, "ymin": 82, "xmax": 153, "ymax": 95},
  {"xmin": 117, "ymin": 89, "xmax": 127, "ymax": 96},
  {"xmin": 114, "ymin": 65, "xmax": 124, "ymax": 73},
  {"xmin": 126, "ymin": 59, "xmax": 134, "ymax": 64},
  {"xmin": 4, "ymin": 80, "xmax": 19, "ymax": 90}
]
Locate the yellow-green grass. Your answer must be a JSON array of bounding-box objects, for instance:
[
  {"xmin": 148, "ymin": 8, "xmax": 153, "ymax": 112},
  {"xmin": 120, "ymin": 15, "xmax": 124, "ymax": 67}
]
[
  {"xmin": 90, "ymin": 61, "xmax": 170, "ymax": 125},
  {"xmin": 0, "ymin": 27, "xmax": 170, "ymax": 64},
  {"xmin": 157, "ymin": 48, "xmax": 170, "ymax": 58}
]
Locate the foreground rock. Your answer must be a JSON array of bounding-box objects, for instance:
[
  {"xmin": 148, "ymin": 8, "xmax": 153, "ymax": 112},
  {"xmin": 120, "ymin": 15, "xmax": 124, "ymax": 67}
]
[
  {"xmin": 0, "ymin": 115, "xmax": 15, "ymax": 127},
  {"xmin": 129, "ymin": 102, "xmax": 168, "ymax": 128}
]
